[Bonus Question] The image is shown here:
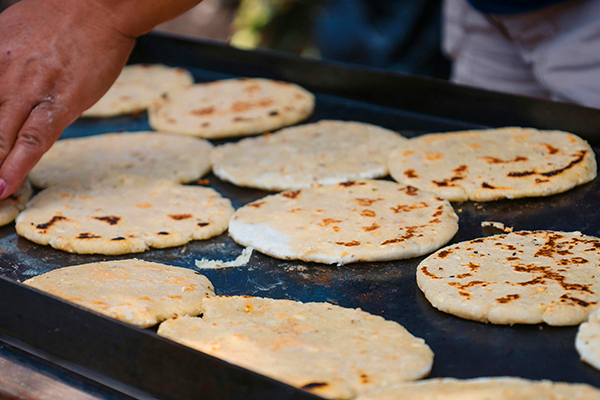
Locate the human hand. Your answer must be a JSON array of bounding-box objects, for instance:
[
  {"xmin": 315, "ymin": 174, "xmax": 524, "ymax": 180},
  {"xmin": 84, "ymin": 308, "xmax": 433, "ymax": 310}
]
[{"xmin": 0, "ymin": 0, "xmax": 135, "ymax": 198}]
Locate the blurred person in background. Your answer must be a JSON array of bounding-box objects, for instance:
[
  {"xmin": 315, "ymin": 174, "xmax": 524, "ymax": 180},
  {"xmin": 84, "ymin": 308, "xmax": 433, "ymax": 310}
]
[
  {"xmin": 313, "ymin": 0, "xmax": 449, "ymax": 79},
  {"xmin": 444, "ymin": 0, "xmax": 600, "ymax": 108},
  {"xmin": 310, "ymin": 0, "xmax": 600, "ymax": 107},
  {"xmin": 152, "ymin": 0, "xmax": 449, "ymax": 79},
  {"xmin": 155, "ymin": 0, "xmax": 600, "ymax": 106}
]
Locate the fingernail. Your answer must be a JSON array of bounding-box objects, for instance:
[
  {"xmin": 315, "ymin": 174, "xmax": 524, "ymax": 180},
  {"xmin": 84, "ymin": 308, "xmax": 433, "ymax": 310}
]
[{"xmin": 0, "ymin": 179, "xmax": 6, "ymax": 198}]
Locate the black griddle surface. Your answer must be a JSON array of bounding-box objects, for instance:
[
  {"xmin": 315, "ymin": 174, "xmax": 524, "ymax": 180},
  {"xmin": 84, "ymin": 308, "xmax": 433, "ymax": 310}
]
[{"xmin": 1, "ymin": 33, "xmax": 600, "ymax": 399}]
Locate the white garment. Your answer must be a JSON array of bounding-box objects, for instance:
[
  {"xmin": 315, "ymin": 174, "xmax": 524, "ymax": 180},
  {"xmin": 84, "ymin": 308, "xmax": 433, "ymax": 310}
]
[{"xmin": 443, "ymin": 0, "xmax": 600, "ymax": 109}]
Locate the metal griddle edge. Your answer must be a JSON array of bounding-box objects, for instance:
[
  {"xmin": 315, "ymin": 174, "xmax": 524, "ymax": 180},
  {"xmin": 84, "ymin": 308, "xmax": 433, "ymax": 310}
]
[{"xmin": 1, "ymin": 32, "xmax": 600, "ymax": 399}]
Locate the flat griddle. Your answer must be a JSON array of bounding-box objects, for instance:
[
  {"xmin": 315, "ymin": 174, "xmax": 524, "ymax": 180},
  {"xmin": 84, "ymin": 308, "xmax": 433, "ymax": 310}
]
[{"xmin": 2, "ymin": 32, "xmax": 600, "ymax": 399}]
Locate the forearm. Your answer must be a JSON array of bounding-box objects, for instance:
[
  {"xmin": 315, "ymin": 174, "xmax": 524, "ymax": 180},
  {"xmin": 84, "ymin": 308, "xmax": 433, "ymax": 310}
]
[{"xmin": 46, "ymin": 0, "xmax": 204, "ymax": 39}]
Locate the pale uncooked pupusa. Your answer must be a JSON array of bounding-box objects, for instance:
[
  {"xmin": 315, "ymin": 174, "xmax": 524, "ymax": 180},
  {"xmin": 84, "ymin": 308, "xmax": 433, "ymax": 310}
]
[
  {"xmin": 228, "ymin": 180, "xmax": 458, "ymax": 265},
  {"xmin": 82, "ymin": 64, "xmax": 194, "ymax": 117},
  {"xmin": 576, "ymin": 307, "xmax": 600, "ymax": 371},
  {"xmin": 356, "ymin": 377, "xmax": 600, "ymax": 400},
  {"xmin": 158, "ymin": 296, "xmax": 434, "ymax": 400},
  {"xmin": 0, "ymin": 180, "xmax": 32, "ymax": 226},
  {"xmin": 24, "ymin": 259, "xmax": 214, "ymax": 328},
  {"xmin": 28, "ymin": 131, "xmax": 213, "ymax": 188},
  {"xmin": 211, "ymin": 120, "xmax": 407, "ymax": 191}
]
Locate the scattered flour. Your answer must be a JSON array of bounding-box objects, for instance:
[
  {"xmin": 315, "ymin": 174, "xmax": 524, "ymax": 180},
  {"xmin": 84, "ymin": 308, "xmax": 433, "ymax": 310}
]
[
  {"xmin": 195, "ymin": 247, "xmax": 254, "ymax": 269},
  {"xmin": 481, "ymin": 221, "xmax": 514, "ymax": 233}
]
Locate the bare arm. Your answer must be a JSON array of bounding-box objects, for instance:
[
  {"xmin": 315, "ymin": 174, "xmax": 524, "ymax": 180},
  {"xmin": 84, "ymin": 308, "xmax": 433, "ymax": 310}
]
[{"xmin": 0, "ymin": 0, "xmax": 203, "ymax": 198}]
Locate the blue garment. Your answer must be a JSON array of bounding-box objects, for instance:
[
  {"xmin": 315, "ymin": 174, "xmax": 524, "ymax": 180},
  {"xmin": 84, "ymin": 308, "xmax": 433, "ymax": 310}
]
[
  {"xmin": 467, "ymin": 0, "xmax": 569, "ymax": 14},
  {"xmin": 314, "ymin": 0, "xmax": 449, "ymax": 78}
]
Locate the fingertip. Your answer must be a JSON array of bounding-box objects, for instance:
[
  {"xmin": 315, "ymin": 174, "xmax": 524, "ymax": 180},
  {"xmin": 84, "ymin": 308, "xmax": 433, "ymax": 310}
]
[
  {"xmin": 0, "ymin": 157, "xmax": 39, "ymax": 200},
  {"xmin": 0, "ymin": 177, "xmax": 24, "ymax": 200},
  {"xmin": 0, "ymin": 100, "xmax": 67, "ymax": 199}
]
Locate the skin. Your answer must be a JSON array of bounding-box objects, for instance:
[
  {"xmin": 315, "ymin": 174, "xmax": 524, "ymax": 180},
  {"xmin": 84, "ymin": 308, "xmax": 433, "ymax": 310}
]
[{"xmin": 0, "ymin": 0, "xmax": 202, "ymax": 199}]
